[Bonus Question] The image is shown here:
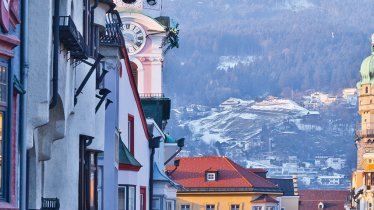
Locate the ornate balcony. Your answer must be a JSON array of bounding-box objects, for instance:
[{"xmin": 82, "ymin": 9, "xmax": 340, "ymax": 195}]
[
  {"xmin": 100, "ymin": 11, "xmax": 123, "ymax": 47},
  {"xmin": 140, "ymin": 93, "xmax": 170, "ymax": 130},
  {"xmin": 59, "ymin": 16, "xmax": 87, "ymax": 59}
]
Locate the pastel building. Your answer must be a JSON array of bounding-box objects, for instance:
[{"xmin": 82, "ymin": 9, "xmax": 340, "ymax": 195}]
[{"xmin": 168, "ymin": 156, "xmax": 284, "ymax": 210}]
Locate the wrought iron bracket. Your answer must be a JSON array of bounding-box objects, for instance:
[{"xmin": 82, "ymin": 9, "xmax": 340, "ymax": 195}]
[
  {"xmin": 74, "ymin": 54, "xmax": 104, "ymax": 105},
  {"xmin": 95, "ymin": 88, "xmax": 111, "ymax": 113}
]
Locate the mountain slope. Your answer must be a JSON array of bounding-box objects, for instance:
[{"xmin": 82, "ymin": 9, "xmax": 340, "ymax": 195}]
[{"xmin": 163, "ymin": 0, "xmax": 374, "ymax": 105}]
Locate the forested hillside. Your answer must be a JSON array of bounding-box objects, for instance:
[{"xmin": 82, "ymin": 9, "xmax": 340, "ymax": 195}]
[{"xmin": 162, "ymin": 0, "xmax": 374, "ymax": 105}]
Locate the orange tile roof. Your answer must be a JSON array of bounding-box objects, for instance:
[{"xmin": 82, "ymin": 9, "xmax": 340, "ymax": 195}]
[{"xmin": 166, "ymin": 156, "xmax": 278, "ymax": 190}]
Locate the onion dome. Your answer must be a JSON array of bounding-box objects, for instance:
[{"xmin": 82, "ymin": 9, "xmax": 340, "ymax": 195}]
[{"xmin": 358, "ymin": 34, "xmax": 374, "ymax": 88}]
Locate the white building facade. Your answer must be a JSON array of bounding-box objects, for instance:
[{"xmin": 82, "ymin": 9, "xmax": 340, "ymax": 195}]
[{"xmin": 26, "ymin": 0, "xmax": 114, "ymax": 209}]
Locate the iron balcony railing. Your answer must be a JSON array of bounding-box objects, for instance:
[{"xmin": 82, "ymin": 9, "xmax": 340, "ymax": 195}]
[
  {"xmin": 100, "ymin": 12, "xmax": 123, "ymax": 47},
  {"xmin": 139, "ymin": 93, "xmax": 165, "ymax": 98},
  {"xmin": 59, "ymin": 16, "xmax": 87, "ymax": 59}
]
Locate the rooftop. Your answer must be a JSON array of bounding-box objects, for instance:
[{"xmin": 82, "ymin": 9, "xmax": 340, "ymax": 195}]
[
  {"xmin": 298, "ymin": 190, "xmax": 349, "ymax": 210},
  {"xmin": 166, "ymin": 156, "xmax": 279, "ymax": 191}
]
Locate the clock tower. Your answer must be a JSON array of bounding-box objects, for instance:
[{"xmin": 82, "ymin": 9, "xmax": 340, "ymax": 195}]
[
  {"xmin": 115, "ymin": 0, "xmax": 176, "ymax": 130},
  {"xmin": 115, "ymin": 0, "xmax": 168, "ymax": 96}
]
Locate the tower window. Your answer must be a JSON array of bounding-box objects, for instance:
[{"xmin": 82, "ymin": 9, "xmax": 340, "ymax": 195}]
[{"xmin": 366, "ymin": 87, "xmax": 369, "ymax": 94}]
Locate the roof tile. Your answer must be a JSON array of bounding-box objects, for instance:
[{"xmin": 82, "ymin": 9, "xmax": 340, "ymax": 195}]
[{"xmin": 167, "ymin": 156, "xmax": 278, "ymax": 189}]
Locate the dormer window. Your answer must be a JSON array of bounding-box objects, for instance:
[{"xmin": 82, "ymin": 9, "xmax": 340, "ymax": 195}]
[
  {"xmin": 205, "ymin": 169, "xmax": 218, "ymax": 182},
  {"xmin": 207, "ymin": 173, "xmax": 216, "ymax": 181},
  {"xmin": 318, "ymin": 202, "xmax": 324, "ymax": 209}
]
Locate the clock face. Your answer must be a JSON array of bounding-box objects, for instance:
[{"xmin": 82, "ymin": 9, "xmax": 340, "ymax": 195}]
[{"xmin": 121, "ymin": 22, "xmax": 147, "ymax": 55}]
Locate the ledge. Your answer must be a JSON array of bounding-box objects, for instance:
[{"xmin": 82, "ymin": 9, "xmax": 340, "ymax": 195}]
[{"xmin": 0, "ymin": 201, "xmax": 18, "ymax": 210}]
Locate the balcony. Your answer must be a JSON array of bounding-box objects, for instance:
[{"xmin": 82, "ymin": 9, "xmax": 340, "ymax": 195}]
[
  {"xmin": 356, "ymin": 128, "xmax": 374, "ymax": 139},
  {"xmin": 100, "ymin": 11, "xmax": 123, "ymax": 47},
  {"xmin": 59, "ymin": 16, "xmax": 87, "ymax": 59},
  {"xmin": 140, "ymin": 93, "xmax": 170, "ymax": 130}
]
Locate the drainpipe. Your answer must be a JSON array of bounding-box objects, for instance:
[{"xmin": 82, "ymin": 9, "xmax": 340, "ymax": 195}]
[
  {"xmin": 20, "ymin": 0, "xmax": 29, "ymax": 208},
  {"xmin": 50, "ymin": 0, "xmax": 60, "ymax": 109},
  {"xmin": 149, "ymin": 147, "xmax": 155, "ymax": 210}
]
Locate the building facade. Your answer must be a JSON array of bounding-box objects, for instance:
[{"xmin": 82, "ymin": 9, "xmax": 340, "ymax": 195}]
[
  {"xmin": 0, "ymin": 0, "xmax": 22, "ymax": 209},
  {"xmin": 25, "ymin": 0, "xmax": 114, "ymax": 209}
]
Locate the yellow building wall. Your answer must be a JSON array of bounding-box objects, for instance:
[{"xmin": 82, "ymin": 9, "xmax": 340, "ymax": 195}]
[{"xmin": 176, "ymin": 192, "xmax": 282, "ymax": 210}]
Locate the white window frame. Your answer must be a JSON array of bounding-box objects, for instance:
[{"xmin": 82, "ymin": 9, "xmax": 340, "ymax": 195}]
[
  {"xmin": 231, "ymin": 204, "xmax": 240, "ymax": 210},
  {"xmin": 166, "ymin": 200, "xmax": 175, "ymax": 210},
  {"xmin": 206, "ymin": 204, "xmax": 215, "ymax": 210},
  {"xmin": 206, "ymin": 173, "xmax": 216, "ymax": 181},
  {"xmin": 181, "ymin": 204, "xmax": 190, "ymax": 210},
  {"xmin": 152, "ymin": 197, "xmax": 161, "ymax": 210}
]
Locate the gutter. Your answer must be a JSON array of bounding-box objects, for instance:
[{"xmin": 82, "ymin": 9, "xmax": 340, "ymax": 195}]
[
  {"xmin": 149, "ymin": 145, "xmax": 155, "ymax": 210},
  {"xmin": 20, "ymin": 0, "xmax": 29, "ymax": 208},
  {"xmin": 50, "ymin": 0, "xmax": 60, "ymax": 109}
]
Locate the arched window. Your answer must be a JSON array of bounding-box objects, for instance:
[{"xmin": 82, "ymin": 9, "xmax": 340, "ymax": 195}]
[
  {"xmin": 130, "ymin": 62, "xmax": 138, "ymax": 86},
  {"xmin": 366, "ymin": 87, "xmax": 369, "ymax": 94}
]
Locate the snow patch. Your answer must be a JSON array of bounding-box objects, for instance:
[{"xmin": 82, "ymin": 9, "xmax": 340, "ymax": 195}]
[{"xmin": 217, "ymin": 56, "xmax": 259, "ymax": 71}]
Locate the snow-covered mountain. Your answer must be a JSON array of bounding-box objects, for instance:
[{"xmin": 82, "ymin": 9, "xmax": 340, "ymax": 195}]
[{"xmin": 167, "ymin": 96, "xmax": 357, "ymax": 189}]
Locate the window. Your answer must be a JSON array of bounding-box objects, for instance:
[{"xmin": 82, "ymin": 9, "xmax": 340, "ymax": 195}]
[
  {"xmin": 79, "ymin": 135, "xmax": 98, "ymax": 210},
  {"xmin": 206, "ymin": 204, "xmax": 215, "ymax": 210},
  {"xmin": 206, "ymin": 172, "xmax": 216, "ymax": 181},
  {"xmin": 128, "ymin": 114, "xmax": 134, "ymax": 155},
  {"xmin": 97, "ymin": 166, "xmax": 103, "ymax": 210},
  {"xmin": 0, "ymin": 65, "xmax": 7, "ymax": 199},
  {"xmin": 166, "ymin": 200, "xmax": 175, "ymax": 210},
  {"xmin": 181, "ymin": 205, "xmax": 190, "ymax": 210},
  {"xmin": 118, "ymin": 187, "xmax": 126, "ymax": 210},
  {"xmin": 140, "ymin": 187, "xmax": 146, "ymax": 210},
  {"xmin": 118, "ymin": 185, "xmax": 136, "ymax": 210},
  {"xmin": 266, "ymin": 207, "xmax": 276, "ymax": 210},
  {"xmin": 366, "ymin": 87, "xmax": 369, "ymax": 94},
  {"xmin": 252, "ymin": 207, "xmax": 263, "ymax": 210},
  {"xmin": 128, "ymin": 186, "xmax": 135, "ymax": 210},
  {"xmin": 231, "ymin": 204, "xmax": 240, "ymax": 210},
  {"xmin": 83, "ymin": 0, "xmax": 99, "ymax": 57},
  {"xmin": 152, "ymin": 197, "xmax": 161, "ymax": 210}
]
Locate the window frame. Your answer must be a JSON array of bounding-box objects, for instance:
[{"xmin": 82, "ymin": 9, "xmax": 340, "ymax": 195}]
[
  {"xmin": 152, "ymin": 197, "xmax": 161, "ymax": 210},
  {"xmin": 206, "ymin": 204, "xmax": 215, "ymax": 210},
  {"xmin": 165, "ymin": 200, "xmax": 175, "ymax": 210},
  {"xmin": 118, "ymin": 184, "xmax": 136, "ymax": 210},
  {"xmin": 140, "ymin": 186, "xmax": 146, "ymax": 210},
  {"xmin": 128, "ymin": 114, "xmax": 135, "ymax": 155},
  {"xmin": 180, "ymin": 204, "xmax": 190, "ymax": 210},
  {"xmin": 206, "ymin": 172, "xmax": 216, "ymax": 181},
  {"xmin": 231, "ymin": 204, "xmax": 240, "ymax": 210},
  {"xmin": 0, "ymin": 62, "xmax": 9, "ymax": 201}
]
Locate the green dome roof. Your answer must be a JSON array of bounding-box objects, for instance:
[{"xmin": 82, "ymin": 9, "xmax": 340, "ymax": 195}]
[{"xmin": 358, "ymin": 35, "xmax": 374, "ymax": 88}]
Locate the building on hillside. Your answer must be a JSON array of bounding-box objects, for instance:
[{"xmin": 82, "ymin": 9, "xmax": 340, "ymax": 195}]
[
  {"xmin": 25, "ymin": 0, "xmax": 115, "ymax": 209},
  {"xmin": 0, "ymin": 0, "xmax": 23, "ymax": 208},
  {"xmin": 298, "ymin": 190, "xmax": 350, "ymax": 210},
  {"xmin": 350, "ymin": 34, "xmax": 374, "ymax": 210},
  {"xmin": 167, "ymin": 156, "xmax": 284, "ymax": 210},
  {"xmin": 317, "ymin": 175, "xmax": 344, "ymax": 186}
]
